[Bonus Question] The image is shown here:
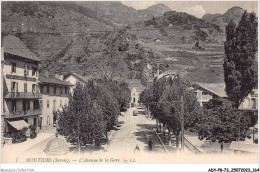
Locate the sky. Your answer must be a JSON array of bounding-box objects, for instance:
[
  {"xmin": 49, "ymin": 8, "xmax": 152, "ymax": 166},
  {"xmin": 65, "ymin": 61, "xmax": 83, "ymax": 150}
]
[{"xmin": 121, "ymin": 1, "xmax": 258, "ymax": 18}]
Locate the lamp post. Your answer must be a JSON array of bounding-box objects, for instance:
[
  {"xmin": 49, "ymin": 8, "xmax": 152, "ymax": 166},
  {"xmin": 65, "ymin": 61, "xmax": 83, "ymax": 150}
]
[{"xmin": 181, "ymin": 95, "xmax": 184, "ymax": 151}]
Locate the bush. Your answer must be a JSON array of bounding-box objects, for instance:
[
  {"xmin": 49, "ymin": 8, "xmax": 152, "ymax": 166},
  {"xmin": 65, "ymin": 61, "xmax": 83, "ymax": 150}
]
[
  {"xmin": 120, "ymin": 107, "xmax": 128, "ymax": 112},
  {"xmin": 30, "ymin": 132, "xmax": 37, "ymax": 139},
  {"xmin": 7, "ymin": 127, "xmax": 28, "ymax": 143},
  {"xmin": 29, "ymin": 125, "xmax": 37, "ymax": 139}
]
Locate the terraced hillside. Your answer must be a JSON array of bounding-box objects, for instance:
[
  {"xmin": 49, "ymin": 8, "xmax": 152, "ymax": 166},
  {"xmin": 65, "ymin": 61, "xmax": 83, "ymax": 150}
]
[{"xmin": 2, "ymin": 2, "xmax": 246, "ymax": 84}]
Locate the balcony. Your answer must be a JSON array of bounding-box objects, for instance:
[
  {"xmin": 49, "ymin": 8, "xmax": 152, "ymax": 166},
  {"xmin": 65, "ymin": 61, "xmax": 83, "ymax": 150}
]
[
  {"xmin": 7, "ymin": 109, "xmax": 42, "ymax": 118},
  {"xmin": 5, "ymin": 92, "xmax": 42, "ymax": 99}
]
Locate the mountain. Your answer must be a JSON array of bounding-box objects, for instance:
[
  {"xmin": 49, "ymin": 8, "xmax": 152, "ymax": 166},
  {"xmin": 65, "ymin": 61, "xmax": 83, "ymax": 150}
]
[
  {"xmin": 202, "ymin": 13, "xmax": 222, "ymax": 22},
  {"xmin": 1, "ymin": 1, "xmax": 228, "ymax": 84},
  {"xmin": 139, "ymin": 3, "xmax": 172, "ymax": 16},
  {"xmin": 2, "ymin": 1, "xmax": 114, "ymax": 60},
  {"xmin": 131, "ymin": 10, "xmax": 223, "ymax": 43},
  {"xmin": 2, "ymin": 1, "xmax": 163, "ymax": 80},
  {"xmin": 202, "ymin": 7, "xmax": 245, "ymax": 26},
  {"xmin": 76, "ymin": 2, "xmax": 172, "ymax": 26}
]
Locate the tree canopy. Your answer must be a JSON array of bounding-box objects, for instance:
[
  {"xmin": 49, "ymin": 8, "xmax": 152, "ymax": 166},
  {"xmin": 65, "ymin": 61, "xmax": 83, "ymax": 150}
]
[
  {"xmin": 198, "ymin": 98, "xmax": 249, "ymax": 143},
  {"xmin": 224, "ymin": 11, "xmax": 258, "ymax": 108},
  {"xmin": 57, "ymin": 78, "xmax": 131, "ymax": 146},
  {"xmin": 139, "ymin": 77, "xmax": 203, "ymax": 136}
]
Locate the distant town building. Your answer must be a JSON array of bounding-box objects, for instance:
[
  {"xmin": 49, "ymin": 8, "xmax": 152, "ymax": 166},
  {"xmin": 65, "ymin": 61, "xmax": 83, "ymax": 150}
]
[
  {"xmin": 125, "ymin": 79, "xmax": 145, "ymax": 107},
  {"xmin": 63, "ymin": 73, "xmax": 92, "ymax": 93},
  {"xmin": 192, "ymin": 83, "xmax": 258, "ymax": 114},
  {"xmin": 192, "ymin": 83, "xmax": 227, "ymax": 107},
  {"xmin": 239, "ymin": 88, "xmax": 258, "ymax": 113},
  {"xmin": 154, "ymin": 38, "xmax": 161, "ymax": 42},
  {"xmin": 2, "ymin": 35, "xmax": 42, "ymax": 133},
  {"xmin": 38, "ymin": 73, "xmax": 72, "ymax": 130},
  {"xmin": 154, "ymin": 69, "xmax": 179, "ymax": 81}
]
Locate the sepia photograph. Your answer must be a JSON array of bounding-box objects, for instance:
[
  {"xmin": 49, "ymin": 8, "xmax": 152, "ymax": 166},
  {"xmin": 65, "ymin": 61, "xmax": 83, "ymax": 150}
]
[{"xmin": 0, "ymin": 0, "xmax": 259, "ymax": 172}]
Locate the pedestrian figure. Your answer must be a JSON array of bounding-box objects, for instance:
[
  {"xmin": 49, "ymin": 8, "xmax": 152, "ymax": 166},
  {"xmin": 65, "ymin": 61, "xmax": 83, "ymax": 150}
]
[
  {"xmin": 220, "ymin": 141, "xmax": 224, "ymax": 152},
  {"xmin": 148, "ymin": 138, "xmax": 153, "ymax": 151},
  {"xmin": 134, "ymin": 144, "xmax": 140, "ymax": 153}
]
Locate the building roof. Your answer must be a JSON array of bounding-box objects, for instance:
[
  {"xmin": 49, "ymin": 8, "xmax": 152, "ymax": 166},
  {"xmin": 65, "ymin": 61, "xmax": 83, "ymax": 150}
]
[
  {"xmin": 64, "ymin": 73, "xmax": 92, "ymax": 84},
  {"xmin": 193, "ymin": 82, "xmax": 227, "ymax": 98},
  {"xmin": 155, "ymin": 70, "xmax": 179, "ymax": 80},
  {"xmin": 3, "ymin": 35, "xmax": 41, "ymax": 62},
  {"xmin": 39, "ymin": 75, "xmax": 73, "ymax": 86}
]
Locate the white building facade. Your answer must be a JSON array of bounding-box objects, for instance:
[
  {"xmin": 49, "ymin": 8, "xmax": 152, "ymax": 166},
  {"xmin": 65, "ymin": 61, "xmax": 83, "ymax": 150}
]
[
  {"xmin": 39, "ymin": 74, "xmax": 72, "ymax": 130},
  {"xmin": 2, "ymin": 35, "xmax": 42, "ymax": 133}
]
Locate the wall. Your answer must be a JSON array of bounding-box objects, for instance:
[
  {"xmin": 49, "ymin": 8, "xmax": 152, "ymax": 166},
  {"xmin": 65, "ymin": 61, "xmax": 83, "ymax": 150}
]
[
  {"xmin": 64, "ymin": 75, "xmax": 84, "ymax": 93},
  {"xmin": 3, "ymin": 55, "xmax": 41, "ymax": 130},
  {"xmin": 239, "ymin": 89, "xmax": 258, "ymax": 110},
  {"xmin": 194, "ymin": 88, "xmax": 213, "ymax": 106},
  {"xmin": 40, "ymin": 84, "xmax": 69, "ymax": 129}
]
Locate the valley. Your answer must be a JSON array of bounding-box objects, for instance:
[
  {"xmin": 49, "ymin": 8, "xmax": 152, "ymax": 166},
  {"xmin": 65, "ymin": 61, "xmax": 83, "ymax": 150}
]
[{"xmin": 1, "ymin": 1, "xmax": 247, "ymax": 84}]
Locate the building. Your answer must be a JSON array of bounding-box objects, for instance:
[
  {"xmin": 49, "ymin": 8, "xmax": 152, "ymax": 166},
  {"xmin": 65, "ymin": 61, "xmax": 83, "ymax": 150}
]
[
  {"xmin": 2, "ymin": 35, "xmax": 42, "ymax": 133},
  {"xmin": 239, "ymin": 88, "xmax": 258, "ymax": 111},
  {"xmin": 63, "ymin": 73, "xmax": 92, "ymax": 93},
  {"xmin": 154, "ymin": 69, "xmax": 179, "ymax": 81},
  {"xmin": 38, "ymin": 73, "xmax": 72, "ymax": 130},
  {"xmin": 125, "ymin": 79, "xmax": 145, "ymax": 107},
  {"xmin": 192, "ymin": 83, "xmax": 227, "ymax": 107}
]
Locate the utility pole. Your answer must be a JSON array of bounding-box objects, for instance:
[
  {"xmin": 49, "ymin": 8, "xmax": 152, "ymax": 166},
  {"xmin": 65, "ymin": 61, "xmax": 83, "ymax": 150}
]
[
  {"xmin": 77, "ymin": 109, "xmax": 80, "ymax": 153},
  {"xmin": 181, "ymin": 95, "xmax": 184, "ymax": 151}
]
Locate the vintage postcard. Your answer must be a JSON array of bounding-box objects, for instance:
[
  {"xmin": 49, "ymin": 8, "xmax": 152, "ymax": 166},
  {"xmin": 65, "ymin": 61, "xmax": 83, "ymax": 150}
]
[{"xmin": 0, "ymin": 0, "xmax": 259, "ymax": 172}]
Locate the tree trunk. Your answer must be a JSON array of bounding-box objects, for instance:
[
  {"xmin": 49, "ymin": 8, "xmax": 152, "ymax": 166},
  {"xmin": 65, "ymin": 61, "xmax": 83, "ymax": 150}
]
[
  {"xmin": 168, "ymin": 127, "xmax": 171, "ymax": 146},
  {"xmin": 176, "ymin": 135, "xmax": 179, "ymax": 149},
  {"xmin": 156, "ymin": 119, "xmax": 158, "ymax": 132},
  {"xmin": 163, "ymin": 124, "xmax": 165, "ymax": 137}
]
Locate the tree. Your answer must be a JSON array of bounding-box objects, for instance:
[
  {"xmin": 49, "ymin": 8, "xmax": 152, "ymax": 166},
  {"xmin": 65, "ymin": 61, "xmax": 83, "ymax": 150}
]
[
  {"xmin": 57, "ymin": 78, "xmax": 131, "ymax": 148},
  {"xmin": 141, "ymin": 63, "xmax": 153, "ymax": 86},
  {"xmin": 57, "ymin": 83, "xmax": 105, "ymax": 147},
  {"xmin": 224, "ymin": 11, "xmax": 258, "ymax": 108},
  {"xmin": 198, "ymin": 98, "xmax": 249, "ymax": 143},
  {"xmin": 139, "ymin": 77, "xmax": 203, "ymax": 146}
]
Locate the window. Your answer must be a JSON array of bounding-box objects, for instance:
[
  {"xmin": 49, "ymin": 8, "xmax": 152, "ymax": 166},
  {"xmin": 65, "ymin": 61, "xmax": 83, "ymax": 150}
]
[
  {"xmin": 251, "ymin": 98, "xmax": 257, "ymax": 109},
  {"xmin": 65, "ymin": 87, "xmax": 68, "ymax": 94},
  {"xmin": 60, "ymin": 87, "xmax": 62, "ymax": 95},
  {"xmin": 24, "ymin": 83, "xmax": 27, "ymax": 93},
  {"xmin": 54, "ymin": 86, "xmax": 56, "ymax": 94},
  {"xmin": 32, "ymin": 67, "xmax": 37, "ymax": 76},
  {"xmin": 40, "ymin": 85, "xmax": 43, "ymax": 94},
  {"xmin": 47, "ymin": 100, "xmax": 50, "ymax": 108},
  {"xmin": 39, "ymin": 100, "xmax": 43, "ymax": 109},
  {"xmin": 53, "ymin": 100, "xmax": 56, "ymax": 109},
  {"xmin": 60, "ymin": 100, "xmax": 62, "ymax": 107},
  {"xmin": 33, "ymin": 118, "xmax": 37, "ymax": 126},
  {"xmin": 23, "ymin": 100, "xmax": 27, "ymax": 113},
  {"xmin": 47, "ymin": 85, "xmax": 50, "ymax": 94},
  {"xmin": 11, "ymin": 82, "xmax": 16, "ymax": 92},
  {"xmin": 11, "ymin": 62, "xmax": 16, "ymax": 73},
  {"xmin": 33, "ymin": 100, "xmax": 40, "ymax": 110},
  {"xmin": 32, "ymin": 84, "xmax": 36, "ymax": 93},
  {"xmin": 202, "ymin": 91, "xmax": 208, "ymax": 95},
  {"xmin": 24, "ymin": 65, "xmax": 29, "ymax": 76},
  {"xmin": 12, "ymin": 100, "xmax": 16, "ymax": 113}
]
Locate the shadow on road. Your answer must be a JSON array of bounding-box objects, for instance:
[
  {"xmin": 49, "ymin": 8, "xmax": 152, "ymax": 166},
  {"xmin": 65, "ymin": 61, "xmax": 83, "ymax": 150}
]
[{"xmin": 134, "ymin": 124, "xmax": 166, "ymax": 153}]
